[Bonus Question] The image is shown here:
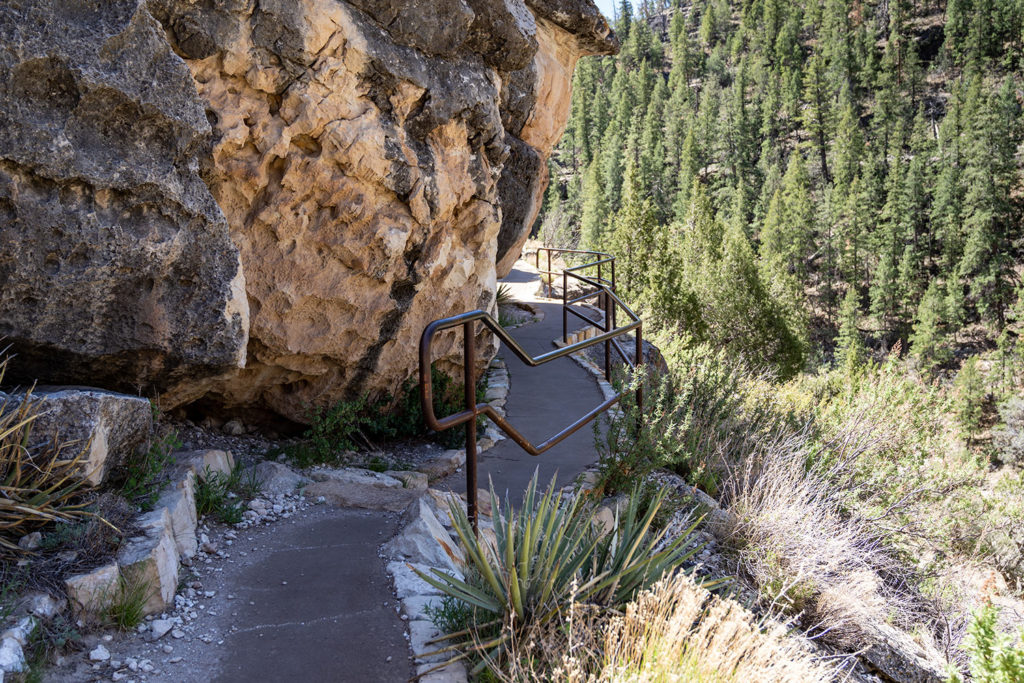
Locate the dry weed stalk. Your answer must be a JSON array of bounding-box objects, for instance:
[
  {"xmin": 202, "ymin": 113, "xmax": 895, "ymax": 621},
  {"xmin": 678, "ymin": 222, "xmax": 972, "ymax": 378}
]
[
  {"xmin": 0, "ymin": 357, "xmax": 101, "ymax": 554},
  {"xmin": 493, "ymin": 572, "xmax": 835, "ymax": 682},
  {"xmin": 719, "ymin": 424, "xmax": 935, "ymax": 649}
]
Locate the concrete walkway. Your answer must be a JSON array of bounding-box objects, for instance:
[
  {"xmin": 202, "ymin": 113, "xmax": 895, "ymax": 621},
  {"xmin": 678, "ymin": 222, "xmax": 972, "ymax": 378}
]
[
  {"xmin": 441, "ymin": 261, "xmax": 605, "ymax": 501},
  {"xmin": 211, "ymin": 508, "xmax": 412, "ymax": 682},
  {"xmin": 97, "ymin": 506, "xmax": 414, "ymax": 683},
  {"xmin": 95, "ymin": 262, "xmax": 603, "ymax": 683}
]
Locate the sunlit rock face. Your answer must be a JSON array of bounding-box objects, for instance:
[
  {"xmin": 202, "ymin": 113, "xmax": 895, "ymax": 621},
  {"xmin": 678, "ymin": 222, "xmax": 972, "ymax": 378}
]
[{"xmin": 0, "ymin": 0, "xmax": 615, "ymax": 422}]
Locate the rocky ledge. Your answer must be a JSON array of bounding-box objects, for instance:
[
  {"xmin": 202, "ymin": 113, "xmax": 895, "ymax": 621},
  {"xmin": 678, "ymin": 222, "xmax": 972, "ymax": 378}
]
[{"xmin": 0, "ymin": 0, "xmax": 617, "ymax": 423}]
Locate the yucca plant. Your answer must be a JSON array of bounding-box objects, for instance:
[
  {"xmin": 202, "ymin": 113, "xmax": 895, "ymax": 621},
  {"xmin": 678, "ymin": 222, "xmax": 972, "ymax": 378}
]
[
  {"xmin": 495, "ymin": 283, "xmax": 515, "ymax": 307},
  {"xmin": 0, "ymin": 358, "xmax": 101, "ymax": 555},
  {"xmin": 414, "ymin": 474, "xmax": 710, "ymax": 674}
]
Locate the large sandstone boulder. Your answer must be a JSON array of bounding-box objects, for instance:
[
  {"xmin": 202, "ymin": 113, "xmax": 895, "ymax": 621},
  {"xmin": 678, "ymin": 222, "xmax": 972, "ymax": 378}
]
[
  {"xmin": 0, "ymin": 387, "xmax": 152, "ymax": 485},
  {"xmin": 0, "ymin": 0, "xmax": 616, "ymax": 422},
  {"xmin": 0, "ymin": 1, "xmax": 249, "ymax": 395}
]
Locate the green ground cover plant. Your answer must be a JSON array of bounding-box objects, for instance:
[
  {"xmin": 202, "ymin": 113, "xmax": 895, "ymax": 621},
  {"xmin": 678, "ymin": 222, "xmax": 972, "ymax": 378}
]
[
  {"xmin": 195, "ymin": 465, "xmax": 264, "ymax": 524},
  {"xmin": 288, "ymin": 367, "xmax": 486, "ymax": 466},
  {"xmin": 118, "ymin": 430, "xmax": 181, "ymax": 512}
]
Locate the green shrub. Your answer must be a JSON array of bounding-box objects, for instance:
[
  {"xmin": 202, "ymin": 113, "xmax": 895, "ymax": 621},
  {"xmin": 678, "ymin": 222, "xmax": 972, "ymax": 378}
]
[
  {"xmin": 385, "ymin": 367, "xmax": 477, "ymax": 449},
  {"xmin": 119, "ymin": 430, "xmax": 181, "ymax": 512},
  {"xmin": 195, "ymin": 466, "xmax": 263, "ymax": 524},
  {"xmin": 424, "ymin": 594, "xmax": 476, "ymax": 636},
  {"xmin": 414, "ymin": 474, "xmax": 709, "ymax": 674},
  {"xmin": 953, "ymin": 357, "xmax": 989, "ymax": 446},
  {"xmin": 594, "ymin": 343, "xmax": 762, "ymax": 496},
  {"xmin": 949, "ymin": 603, "xmax": 1024, "ymax": 683},
  {"xmin": 287, "ymin": 368, "xmax": 482, "ymax": 466}
]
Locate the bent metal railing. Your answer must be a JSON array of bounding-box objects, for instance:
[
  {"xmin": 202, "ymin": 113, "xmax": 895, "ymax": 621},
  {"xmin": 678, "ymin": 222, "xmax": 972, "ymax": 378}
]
[
  {"xmin": 420, "ymin": 249, "xmax": 641, "ymax": 532},
  {"xmin": 535, "ymin": 247, "xmax": 629, "ymax": 381}
]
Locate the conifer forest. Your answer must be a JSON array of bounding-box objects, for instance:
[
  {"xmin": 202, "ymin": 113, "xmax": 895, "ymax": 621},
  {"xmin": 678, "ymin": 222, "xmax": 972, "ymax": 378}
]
[{"xmin": 541, "ymin": 0, "xmax": 1024, "ymax": 381}]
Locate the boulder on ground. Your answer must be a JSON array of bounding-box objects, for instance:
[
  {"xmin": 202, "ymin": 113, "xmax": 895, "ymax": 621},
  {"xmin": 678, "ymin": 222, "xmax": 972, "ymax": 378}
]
[
  {"xmin": 0, "ymin": 388, "xmax": 152, "ymax": 485},
  {"xmin": 416, "ymin": 450, "xmax": 467, "ymax": 481},
  {"xmin": 385, "ymin": 470, "xmax": 429, "ymax": 490},
  {"xmin": 117, "ymin": 508, "xmax": 180, "ymax": 616},
  {"xmin": 246, "ymin": 461, "xmax": 312, "ymax": 496},
  {"xmin": 175, "ymin": 449, "xmax": 235, "ymax": 481},
  {"xmin": 0, "ymin": 616, "xmax": 34, "ymax": 674},
  {"xmin": 64, "ymin": 563, "xmax": 119, "ymax": 615}
]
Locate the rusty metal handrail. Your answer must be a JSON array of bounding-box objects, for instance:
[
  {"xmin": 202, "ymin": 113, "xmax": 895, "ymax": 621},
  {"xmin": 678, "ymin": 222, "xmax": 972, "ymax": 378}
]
[
  {"xmin": 420, "ymin": 253, "xmax": 641, "ymax": 531},
  {"xmin": 535, "ymin": 247, "xmax": 622, "ymax": 371}
]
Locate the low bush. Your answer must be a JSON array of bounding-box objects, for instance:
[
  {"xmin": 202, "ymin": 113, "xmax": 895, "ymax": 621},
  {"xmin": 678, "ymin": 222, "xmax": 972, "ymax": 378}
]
[
  {"xmin": 950, "ymin": 603, "xmax": 1024, "ymax": 682},
  {"xmin": 195, "ymin": 466, "xmax": 263, "ymax": 524},
  {"xmin": 287, "ymin": 368, "xmax": 481, "ymax": 466},
  {"xmin": 594, "ymin": 338, "xmax": 774, "ymax": 497},
  {"xmin": 118, "ymin": 430, "xmax": 181, "ymax": 512},
  {"xmin": 415, "ymin": 474, "xmax": 708, "ymax": 674}
]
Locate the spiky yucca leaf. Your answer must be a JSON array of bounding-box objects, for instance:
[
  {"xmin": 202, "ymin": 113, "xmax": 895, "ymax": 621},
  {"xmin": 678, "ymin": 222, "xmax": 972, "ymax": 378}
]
[
  {"xmin": 413, "ymin": 473, "xmax": 708, "ymax": 674},
  {"xmin": 495, "ymin": 283, "xmax": 515, "ymax": 307}
]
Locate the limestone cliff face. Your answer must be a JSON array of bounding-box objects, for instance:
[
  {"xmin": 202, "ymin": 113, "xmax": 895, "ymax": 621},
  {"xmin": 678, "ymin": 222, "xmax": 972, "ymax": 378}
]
[
  {"xmin": 0, "ymin": 1, "xmax": 249, "ymax": 394},
  {"xmin": 0, "ymin": 0, "xmax": 615, "ymax": 422}
]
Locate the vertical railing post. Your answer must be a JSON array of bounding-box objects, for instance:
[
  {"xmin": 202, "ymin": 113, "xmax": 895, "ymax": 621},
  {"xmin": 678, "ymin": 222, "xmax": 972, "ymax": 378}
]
[
  {"xmin": 547, "ymin": 250, "xmax": 552, "ymax": 298},
  {"xmin": 463, "ymin": 320, "xmax": 478, "ymax": 535},
  {"xmin": 634, "ymin": 323, "xmax": 644, "ymax": 429},
  {"xmin": 562, "ymin": 269, "xmax": 568, "ymax": 344},
  {"xmin": 604, "ymin": 286, "xmax": 612, "ymax": 381}
]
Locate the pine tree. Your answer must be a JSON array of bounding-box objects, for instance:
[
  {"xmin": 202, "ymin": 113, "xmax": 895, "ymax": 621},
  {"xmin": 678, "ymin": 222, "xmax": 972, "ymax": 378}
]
[
  {"xmin": 956, "ymin": 77, "xmax": 1022, "ymax": 330},
  {"xmin": 609, "ymin": 157, "xmax": 658, "ymax": 297},
  {"xmin": 801, "ymin": 52, "xmax": 833, "ymax": 183},
  {"xmin": 831, "ymin": 86, "xmax": 863, "ymax": 194},
  {"xmin": 932, "ymin": 80, "xmax": 966, "ymax": 272},
  {"xmin": 580, "ymin": 157, "xmax": 609, "ymax": 251},
  {"xmin": 836, "ymin": 286, "xmax": 866, "ymax": 372},
  {"xmin": 910, "ymin": 280, "xmax": 952, "ymax": 376},
  {"xmin": 760, "ymin": 153, "xmax": 814, "ymax": 287},
  {"xmin": 671, "ymin": 125, "xmax": 700, "ymax": 221}
]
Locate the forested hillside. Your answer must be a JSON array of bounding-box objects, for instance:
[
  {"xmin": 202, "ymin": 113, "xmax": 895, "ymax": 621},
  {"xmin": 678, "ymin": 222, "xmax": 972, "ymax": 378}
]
[
  {"xmin": 534, "ymin": 5, "xmax": 1024, "ymax": 676},
  {"xmin": 541, "ymin": 0, "xmax": 1023, "ymax": 379}
]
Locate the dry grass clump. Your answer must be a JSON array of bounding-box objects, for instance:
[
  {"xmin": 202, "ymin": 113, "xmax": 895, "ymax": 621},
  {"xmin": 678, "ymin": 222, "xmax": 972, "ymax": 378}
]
[
  {"xmin": 494, "ymin": 572, "xmax": 835, "ymax": 682},
  {"xmin": 0, "ymin": 358, "xmax": 100, "ymax": 555},
  {"xmin": 718, "ymin": 426, "xmax": 933, "ymax": 646}
]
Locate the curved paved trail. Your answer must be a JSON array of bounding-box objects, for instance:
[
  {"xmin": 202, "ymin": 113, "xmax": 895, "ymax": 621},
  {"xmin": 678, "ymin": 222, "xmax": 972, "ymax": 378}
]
[
  {"xmin": 441, "ymin": 261, "xmax": 606, "ymax": 500},
  {"xmin": 59, "ymin": 261, "xmax": 604, "ymax": 683}
]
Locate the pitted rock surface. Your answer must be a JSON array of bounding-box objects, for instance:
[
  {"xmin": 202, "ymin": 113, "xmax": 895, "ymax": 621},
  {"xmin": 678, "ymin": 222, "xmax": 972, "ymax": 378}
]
[
  {"xmin": 0, "ymin": 0, "xmax": 249, "ymax": 395},
  {"xmin": 0, "ymin": 0, "xmax": 617, "ymax": 422}
]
